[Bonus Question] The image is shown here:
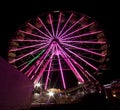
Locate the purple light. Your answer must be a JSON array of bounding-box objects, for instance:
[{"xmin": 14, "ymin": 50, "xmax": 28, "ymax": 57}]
[
  {"xmin": 27, "ymin": 66, "xmax": 35, "ymax": 77},
  {"xmin": 9, "ymin": 44, "xmax": 48, "ymax": 64},
  {"xmin": 20, "ymin": 64, "xmax": 28, "ymax": 72},
  {"xmin": 58, "ymin": 16, "xmax": 84, "ymax": 38},
  {"xmin": 57, "ymin": 44, "xmax": 84, "ymax": 82},
  {"xmin": 70, "ymin": 56, "xmax": 97, "ymax": 81},
  {"xmin": 44, "ymin": 55, "xmax": 53, "ymax": 90},
  {"xmin": 48, "ymin": 14, "xmax": 55, "ymax": 37},
  {"xmin": 57, "ymin": 54, "xmax": 66, "ymax": 89},
  {"xmin": 61, "ymin": 42, "xmax": 105, "ymax": 57},
  {"xmin": 57, "ymin": 13, "xmax": 73, "ymax": 37},
  {"xmin": 25, "ymin": 65, "xmax": 35, "ymax": 76},
  {"xmin": 34, "ymin": 57, "xmax": 51, "ymax": 84},
  {"xmin": 60, "ymin": 22, "xmax": 94, "ymax": 39},
  {"xmin": 62, "ymin": 31, "xmax": 102, "ymax": 40},
  {"xmin": 65, "ymin": 48, "xmax": 98, "ymax": 70},
  {"xmin": 56, "ymin": 12, "xmax": 62, "ymax": 37},
  {"xmin": 61, "ymin": 52, "xmax": 84, "ymax": 82},
  {"xmin": 19, "ymin": 30, "xmax": 48, "ymax": 40},
  {"xmin": 12, "ymin": 39, "xmax": 48, "ymax": 43},
  {"xmin": 62, "ymin": 40, "xmax": 106, "ymax": 44},
  {"xmin": 34, "ymin": 43, "xmax": 53, "ymax": 74},
  {"xmin": 28, "ymin": 23, "xmax": 51, "ymax": 39},
  {"xmin": 37, "ymin": 17, "xmax": 53, "ymax": 38},
  {"xmin": 10, "ymin": 43, "xmax": 47, "ymax": 52}
]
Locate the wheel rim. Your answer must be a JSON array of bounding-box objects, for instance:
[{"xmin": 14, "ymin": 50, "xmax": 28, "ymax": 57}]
[{"xmin": 7, "ymin": 11, "xmax": 109, "ymax": 90}]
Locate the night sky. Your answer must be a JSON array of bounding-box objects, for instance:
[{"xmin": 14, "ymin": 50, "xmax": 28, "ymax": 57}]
[{"xmin": 0, "ymin": 0, "xmax": 119, "ymax": 85}]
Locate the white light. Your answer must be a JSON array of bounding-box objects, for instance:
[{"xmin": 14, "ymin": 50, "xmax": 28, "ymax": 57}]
[
  {"xmin": 53, "ymin": 10, "xmax": 60, "ymax": 13},
  {"xmin": 48, "ymin": 91, "xmax": 54, "ymax": 97},
  {"xmin": 103, "ymin": 84, "xmax": 111, "ymax": 88},
  {"xmin": 34, "ymin": 93, "xmax": 40, "ymax": 96},
  {"xmin": 106, "ymin": 96, "xmax": 108, "ymax": 99},
  {"xmin": 34, "ymin": 82, "xmax": 42, "ymax": 88},
  {"xmin": 113, "ymin": 94, "xmax": 116, "ymax": 97},
  {"xmin": 78, "ymin": 81, "xmax": 83, "ymax": 85}
]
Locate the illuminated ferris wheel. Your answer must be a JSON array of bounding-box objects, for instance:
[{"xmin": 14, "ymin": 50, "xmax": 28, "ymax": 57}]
[{"xmin": 7, "ymin": 11, "xmax": 109, "ymax": 90}]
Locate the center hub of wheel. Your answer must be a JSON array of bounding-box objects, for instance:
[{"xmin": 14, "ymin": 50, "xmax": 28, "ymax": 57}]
[
  {"xmin": 53, "ymin": 38, "xmax": 59, "ymax": 42},
  {"xmin": 52, "ymin": 38, "xmax": 60, "ymax": 44}
]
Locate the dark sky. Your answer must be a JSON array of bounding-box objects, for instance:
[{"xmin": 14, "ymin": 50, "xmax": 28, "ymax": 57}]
[{"xmin": 0, "ymin": 0, "xmax": 119, "ymax": 84}]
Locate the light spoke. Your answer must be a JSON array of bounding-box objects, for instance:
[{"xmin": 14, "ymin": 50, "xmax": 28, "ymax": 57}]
[
  {"xmin": 19, "ymin": 30, "xmax": 48, "ymax": 40},
  {"xmin": 34, "ymin": 57, "xmax": 51, "ymax": 84},
  {"xmin": 58, "ymin": 16, "xmax": 84, "ymax": 38},
  {"xmin": 69, "ymin": 56, "xmax": 97, "ymax": 81},
  {"xmin": 57, "ymin": 44, "xmax": 84, "ymax": 82},
  {"xmin": 34, "ymin": 43, "xmax": 53, "ymax": 74},
  {"xmin": 9, "ymin": 44, "xmax": 48, "ymax": 64},
  {"xmin": 28, "ymin": 23, "xmax": 51, "ymax": 39},
  {"xmin": 37, "ymin": 17, "xmax": 53, "ymax": 38},
  {"xmin": 60, "ymin": 50, "xmax": 84, "ymax": 82},
  {"xmin": 62, "ymin": 40, "xmax": 106, "ymax": 44},
  {"xmin": 12, "ymin": 39, "xmax": 48, "ymax": 43},
  {"xmin": 44, "ymin": 54, "xmax": 53, "ymax": 90},
  {"xmin": 65, "ymin": 47, "xmax": 98, "ymax": 70},
  {"xmin": 57, "ymin": 13, "xmax": 73, "ymax": 37},
  {"xmin": 57, "ymin": 54, "xmax": 66, "ymax": 89},
  {"xmin": 60, "ymin": 22, "xmax": 95, "ymax": 39},
  {"xmin": 48, "ymin": 14, "xmax": 55, "ymax": 37},
  {"xmin": 56, "ymin": 12, "xmax": 62, "ymax": 37},
  {"xmin": 61, "ymin": 42, "xmax": 105, "ymax": 57},
  {"xmin": 10, "ymin": 43, "xmax": 47, "ymax": 52},
  {"xmin": 20, "ymin": 50, "xmax": 45, "ymax": 72},
  {"xmin": 62, "ymin": 31, "xmax": 102, "ymax": 40}
]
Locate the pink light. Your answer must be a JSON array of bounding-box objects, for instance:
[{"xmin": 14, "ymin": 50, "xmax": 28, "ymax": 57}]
[
  {"xmin": 58, "ymin": 44, "xmax": 84, "ymax": 82},
  {"xmin": 10, "ymin": 43, "xmax": 47, "ymax": 52},
  {"xmin": 34, "ymin": 58, "xmax": 51, "ymax": 85},
  {"xmin": 85, "ymin": 70, "xmax": 97, "ymax": 81},
  {"xmin": 70, "ymin": 56, "xmax": 91, "ymax": 81},
  {"xmin": 62, "ymin": 40, "xmax": 106, "ymax": 44},
  {"xmin": 17, "ymin": 61, "xmax": 28, "ymax": 71},
  {"xmin": 44, "ymin": 54, "xmax": 53, "ymax": 90},
  {"xmin": 48, "ymin": 14, "xmax": 55, "ymax": 37},
  {"xmin": 27, "ymin": 66, "xmax": 35, "ymax": 77},
  {"xmin": 56, "ymin": 12, "xmax": 62, "ymax": 36},
  {"xmin": 28, "ymin": 23, "xmax": 51, "ymax": 39},
  {"xmin": 58, "ymin": 54, "xmax": 66, "ymax": 89},
  {"xmin": 57, "ymin": 13, "xmax": 73, "ymax": 37},
  {"xmin": 70, "ymin": 56, "xmax": 97, "ymax": 81},
  {"xmin": 20, "ymin": 44, "xmax": 52, "ymax": 76},
  {"xmin": 60, "ymin": 22, "xmax": 95, "ymax": 39},
  {"xmin": 58, "ymin": 16, "xmax": 84, "ymax": 38},
  {"xmin": 44, "ymin": 68, "xmax": 71, "ymax": 71},
  {"xmin": 61, "ymin": 42, "xmax": 105, "ymax": 57},
  {"xmin": 65, "ymin": 48, "xmax": 98, "ymax": 70},
  {"xmin": 20, "ymin": 57, "xmax": 42, "ymax": 73},
  {"xmin": 19, "ymin": 30, "xmax": 48, "ymax": 40},
  {"xmin": 77, "ymin": 54, "xmax": 101, "ymax": 63},
  {"xmin": 25, "ymin": 65, "xmax": 35, "ymax": 76},
  {"xmin": 62, "ymin": 31, "xmax": 102, "ymax": 40},
  {"xmin": 34, "ymin": 43, "xmax": 53, "ymax": 74},
  {"xmin": 61, "ymin": 53, "xmax": 84, "ymax": 82},
  {"xmin": 20, "ymin": 63, "xmax": 28, "ymax": 72},
  {"xmin": 37, "ymin": 17, "xmax": 53, "ymax": 38},
  {"xmin": 12, "ymin": 39, "xmax": 48, "ymax": 43},
  {"xmin": 9, "ymin": 44, "xmax": 48, "ymax": 64},
  {"xmin": 23, "ymin": 50, "xmax": 52, "ymax": 80}
]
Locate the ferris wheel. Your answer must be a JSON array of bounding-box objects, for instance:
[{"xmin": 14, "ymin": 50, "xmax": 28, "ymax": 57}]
[{"xmin": 7, "ymin": 11, "xmax": 109, "ymax": 90}]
